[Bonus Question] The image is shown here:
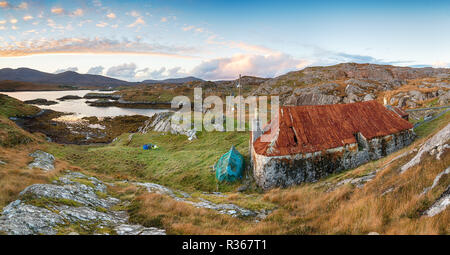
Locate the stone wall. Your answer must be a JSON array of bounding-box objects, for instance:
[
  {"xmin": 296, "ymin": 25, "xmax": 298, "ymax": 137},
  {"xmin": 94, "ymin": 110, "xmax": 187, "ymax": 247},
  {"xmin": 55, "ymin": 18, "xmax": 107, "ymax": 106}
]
[{"xmin": 252, "ymin": 129, "xmax": 415, "ymax": 190}]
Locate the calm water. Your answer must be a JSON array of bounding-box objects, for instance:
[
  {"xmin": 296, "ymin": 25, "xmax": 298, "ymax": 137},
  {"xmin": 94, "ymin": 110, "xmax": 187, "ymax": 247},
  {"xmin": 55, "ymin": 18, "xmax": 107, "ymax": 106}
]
[{"xmin": 3, "ymin": 90, "xmax": 169, "ymax": 118}]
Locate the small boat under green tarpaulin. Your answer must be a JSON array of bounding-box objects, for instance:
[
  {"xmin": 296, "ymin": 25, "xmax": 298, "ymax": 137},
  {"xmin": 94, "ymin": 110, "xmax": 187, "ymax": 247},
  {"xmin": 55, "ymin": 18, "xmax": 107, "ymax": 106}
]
[{"xmin": 215, "ymin": 146, "xmax": 244, "ymax": 182}]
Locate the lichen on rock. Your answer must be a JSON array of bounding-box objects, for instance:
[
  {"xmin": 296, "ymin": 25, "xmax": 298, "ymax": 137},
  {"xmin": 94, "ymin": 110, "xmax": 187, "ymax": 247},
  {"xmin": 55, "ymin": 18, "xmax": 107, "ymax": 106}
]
[
  {"xmin": 28, "ymin": 150, "xmax": 55, "ymax": 171},
  {"xmin": 0, "ymin": 171, "xmax": 166, "ymax": 235}
]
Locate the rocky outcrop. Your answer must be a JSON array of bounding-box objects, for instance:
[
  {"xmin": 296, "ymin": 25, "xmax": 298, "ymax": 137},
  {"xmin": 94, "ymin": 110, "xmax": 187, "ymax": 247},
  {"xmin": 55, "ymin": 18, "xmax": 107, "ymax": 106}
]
[
  {"xmin": 345, "ymin": 84, "xmax": 364, "ymax": 95},
  {"xmin": 363, "ymin": 94, "xmax": 375, "ymax": 101},
  {"xmin": 438, "ymin": 90, "xmax": 450, "ymax": 105},
  {"xmin": 138, "ymin": 112, "xmax": 198, "ymax": 140},
  {"xmin": 423, "ymin": 185, "xmax": 450, "ymax": 217},
  {"xmin": 0, "ymin": 201, "xmax": 65, "ymax": 235},
  {"xmin": 57, "ymin": 95, "xmax": 82, "ymax": 101},
  {"xmin": 400, "ymin": 123, "xmax": 450, "ymax": 173},
  {"xmin": 28, "ymin": 150, "xmax": 55, "ymax": 171},
  {"xmin": 285, "ymin": 93, "xmax": 341, "ymax": 106},
  {"xmin": 345, "ymin": 78, "xmax": 377, "ymax": 89},
  {"xmin": 250, "ymin": 63, "xmax": 450, "ymax": 107},
  {"xmin": 24, "ymin": 98, "xmax": 58, "ymax": 106},
  {"xmin": 283, "ymin": 83, "xmax": 342, "ymax": 105},
  {"xmin": 83, "ymin": 93, "xmax": 120, "ymax": 100},
  {"xmin": 0, "ymin": 171, "xmax": 165, "ymax": 235},
  {"xmin": 327, "ymin": 171, "xmax": 377, "ymax": 192},
  {"xmin": 390, "ymin": 89, "xmax": 450, "ymax": 108},
  {"xmin": 133, "ymin": 181, "xmax": 270, "ymax": 219},
  {"xmin": 343, "ymin": 93, "xmax": 360, "ymax": 103},
  {"xmin": 421, "ymin": 167, "xmax": 450, "ymax": 196},
  {"xmin": 115, "ymin": 224, "xmax": 165, "ymax": 235}
]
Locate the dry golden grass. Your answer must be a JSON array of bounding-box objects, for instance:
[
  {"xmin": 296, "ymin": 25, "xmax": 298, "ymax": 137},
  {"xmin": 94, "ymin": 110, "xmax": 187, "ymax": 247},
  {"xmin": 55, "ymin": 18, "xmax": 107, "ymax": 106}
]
[
  {"xmin": 128, "ymin": 192, "xmax": 260, "ymax": 235},
  {"xmin": 126, "ymin": 122, "xmax": 449, "ymax": 235},
  {"xmin": 0, "ymin": 144, "xmax": 71, "ymax": 208},
  {"xmin": 259, "ymin": 131, "xmax": 450, "ymax": 235}
]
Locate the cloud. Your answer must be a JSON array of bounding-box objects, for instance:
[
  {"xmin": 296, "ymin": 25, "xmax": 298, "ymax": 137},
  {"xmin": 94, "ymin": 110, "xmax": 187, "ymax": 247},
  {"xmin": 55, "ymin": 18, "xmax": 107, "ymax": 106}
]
[
  {"xmin": 10, "ymin": 18, "xmax": 18, "ymax": 24},
  {"xmin": 51, "ymin": 7, "xmax": 84, "ymax": 16},
  {"xmin": 145, "ymin": 68, "xmax": 166, "ymax": 79},
  {"xmin": 129, "ymin": 11, "xmax": 140, "ymax": 17},
  {"xmin": 98, "ymin": 64, "xmax": 189, "ymax": 81},
  {"xmin": 54, "ymin": 67, "xmax": 78, "ymax": 74},
  {"xmin": 305, "ymin": 45, "xmax": 414, "ymax": 66},
  {"xmin": 87, "ymin": 66, "xmax": 104, "ymax": 75},
  {"xmin": 182, "ymin": 24, "xmax": 206, "ymax": 34},
  {"xmin": 182, "ymin": 25, "xmax": 195, "ymax": 31},
  {"xmin": 106, "ymin": 63, "xmax": 137, "ymax": 78},
  {"xmin": 0, "ymin": 1, "xmax": 10, "ymax": 8},
  {"xmin": 0, "ymin": 1, "xmax": 27, "ymax": 9},
  {"xmin": 51, "ymin": 7, "xmax": 64, "ymax": 14},
  {"xmin": 134, "ymin": 66, "xmax": 188, "ymax": 80},
  {"xmin": 98, "ymin": 53, "xmax": 309, "ymax": 81},
  {"xmin": 72, "ymin": 9, "xmax": 84, "ymax": 17},
  {"xmin": 0, "ymin": 37, "xmax": 196, "ymax": 58},
  {"xmin": 78, "ymin": 19, "xmax": 92, "ymax": 27},
  {"xmin": 432, "ymin": 61, "xmax": 450, "ymax": 68},
  {"xmin": 96, "ymin": 22, "xmax": 108, "ymax": 27},
  {"xmin": 207, "ymin": 37, "xmax": 276, "ymax": 55},
  {"xmin": 191, "ymin": 53, "xmax": 309, "ymax": 80},
  {"xmin": 23, "ymin": 29, "xmax": 37, "ymax": 35},
  {"xmin": 18, "ymin": 2, "xmax": 27, "ymax": 9},
  {"xmin": 47, "ymin": 19, "xmax": 64, "ymax": 29},
  {"xmin": 127, "ymin": 17, "xmax": 145, "ymax": 27},
  {"xmin": 106, "ymin": 13, "xmax": 116, "ymax": 19},
  {"xmin": 23, "ymin": 15, "xmax": 33, "ymax": 21},
  {"xmin": 160, "ymin": 17, "xmax": 167, "ymax": 22},
  {"xmin": 0, "ymin": 20, "xmax": 6, "ymax": 24}
]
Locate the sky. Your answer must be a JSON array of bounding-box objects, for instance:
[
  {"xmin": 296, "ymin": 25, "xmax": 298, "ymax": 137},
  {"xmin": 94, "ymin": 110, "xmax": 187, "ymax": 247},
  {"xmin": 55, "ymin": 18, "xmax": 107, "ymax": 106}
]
[{"xmin": 0, "ymin": 0, "xmax": 449, "ymax": 81}]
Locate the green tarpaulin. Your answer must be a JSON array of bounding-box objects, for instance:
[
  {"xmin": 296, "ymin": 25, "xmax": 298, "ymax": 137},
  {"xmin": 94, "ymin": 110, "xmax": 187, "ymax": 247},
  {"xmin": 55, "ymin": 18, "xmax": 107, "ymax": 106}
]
[{"xmin": 215, "ymin": 146, "xmax": 244, "ymax": 182}]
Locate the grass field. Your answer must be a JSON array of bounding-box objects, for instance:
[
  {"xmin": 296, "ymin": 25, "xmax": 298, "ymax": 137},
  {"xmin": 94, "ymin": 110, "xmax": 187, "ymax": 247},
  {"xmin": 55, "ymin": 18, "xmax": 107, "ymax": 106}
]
[
  {"xmin": 1, "ymin": 93, "xmax": 449, "ymax": 235},
  {"xmin": 47, "ymin": 130, "xmax": 251, "ymax": 193}
]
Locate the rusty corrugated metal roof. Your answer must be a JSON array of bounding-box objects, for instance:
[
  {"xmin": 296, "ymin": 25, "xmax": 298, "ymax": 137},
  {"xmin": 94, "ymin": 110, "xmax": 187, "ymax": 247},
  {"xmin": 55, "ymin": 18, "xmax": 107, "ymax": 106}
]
[
  {"xmin": 391, "ymin": 106, "xmax": 409, "ymax": 118},
  {"xmin": 253, "ymin": 100, "xmax": 413, "ymax": 156}
]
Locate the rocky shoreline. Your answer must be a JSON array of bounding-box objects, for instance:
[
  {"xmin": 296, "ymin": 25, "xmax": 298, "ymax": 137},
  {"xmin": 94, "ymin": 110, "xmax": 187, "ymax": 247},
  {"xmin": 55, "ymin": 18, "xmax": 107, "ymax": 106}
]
[
  {"xmin": 24, "ymin": 98, "xmax": 58, "ymax": 106},
  {"xmin": 10, "ymin": 109, "xmax": 150, "ymax": 144},
  {"xmin": 86, "ymin": 99, "xmax": 173, "ymax": 109}
]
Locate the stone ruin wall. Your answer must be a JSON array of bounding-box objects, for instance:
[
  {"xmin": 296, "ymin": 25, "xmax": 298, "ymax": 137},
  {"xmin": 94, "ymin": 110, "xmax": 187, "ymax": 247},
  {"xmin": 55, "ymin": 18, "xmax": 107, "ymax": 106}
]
[{"xmin": 252, "ymin": 129, "xmax": 416, "ymax": 190}]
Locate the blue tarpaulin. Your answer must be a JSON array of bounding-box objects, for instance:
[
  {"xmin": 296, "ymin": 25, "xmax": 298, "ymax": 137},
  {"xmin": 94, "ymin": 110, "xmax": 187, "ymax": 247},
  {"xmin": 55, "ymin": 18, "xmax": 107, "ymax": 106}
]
[
  {"xmin": 143, "ymin": 144, "xmax": 159, "ymax": 150},
  {"xmin": 215, "ymin": 146, "xmax": 244, "ymax": 182}
]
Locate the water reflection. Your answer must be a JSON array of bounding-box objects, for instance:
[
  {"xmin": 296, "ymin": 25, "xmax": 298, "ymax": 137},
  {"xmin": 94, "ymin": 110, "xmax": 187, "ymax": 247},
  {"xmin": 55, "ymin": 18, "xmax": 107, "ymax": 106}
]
[{"xmin": 3, "ymin": 90, "xmax": 169, "ymax": 118}]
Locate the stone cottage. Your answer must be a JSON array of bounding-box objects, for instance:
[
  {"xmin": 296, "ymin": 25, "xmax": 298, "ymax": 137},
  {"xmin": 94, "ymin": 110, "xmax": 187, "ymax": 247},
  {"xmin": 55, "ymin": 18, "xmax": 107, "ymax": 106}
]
[{"xmin": 250, "ymin": 100, "xmax": 415, "ymax": 190}]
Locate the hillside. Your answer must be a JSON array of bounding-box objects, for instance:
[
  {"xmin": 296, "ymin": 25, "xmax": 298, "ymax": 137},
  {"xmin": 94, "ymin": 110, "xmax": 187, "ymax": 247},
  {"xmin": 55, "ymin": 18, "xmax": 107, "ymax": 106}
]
[
  {"xmin": 142, "ymin": 76, "xmax": 204, "ymax": 84},
  {"xmin": 0, "ymin": 68, "xmax": 135, "ymax": 89},
  {"xmin": 108, "ymin": 64, "xmax": 450, "ymax": 112},
  {"xmin": 0, "ymin": 93, "xmax": 448, "ymax": 234},
  {"xmin": 0, "ymin": 80, "xmax": 78, "ymax": 91},
  {"xmin": 251, "ymin": 63, "xmax": 450, "ymax": 108}
]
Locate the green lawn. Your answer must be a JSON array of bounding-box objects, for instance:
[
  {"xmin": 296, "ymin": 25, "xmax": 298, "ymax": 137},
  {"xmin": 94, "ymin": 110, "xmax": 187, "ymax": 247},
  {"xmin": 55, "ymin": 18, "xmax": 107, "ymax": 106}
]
[
  {"xmin": 413, "ymin": 110, "xmax": 450, "ymax": 138},
  {"xmin": 47, "ymin": 130, "xmax": 251, "ymax": 192}
]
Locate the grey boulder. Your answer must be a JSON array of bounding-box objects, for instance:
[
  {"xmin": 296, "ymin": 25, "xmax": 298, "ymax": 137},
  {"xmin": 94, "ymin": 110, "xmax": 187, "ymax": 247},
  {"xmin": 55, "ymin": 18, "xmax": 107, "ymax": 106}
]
[{"xmin": 28, "ymin": 150, "xmax": 55, "ymax": 171}]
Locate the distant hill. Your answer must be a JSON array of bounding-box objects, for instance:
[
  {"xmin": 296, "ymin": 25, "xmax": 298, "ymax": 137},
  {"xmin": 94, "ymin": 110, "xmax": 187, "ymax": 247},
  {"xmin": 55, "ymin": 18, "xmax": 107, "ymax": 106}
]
[
  {"xmin": 215, "ymin": 75, "xmax": 270, "ymax": 87},
  {"xmin": 142, "ymin": 76, "xmax": 204, "ymax": 84},
  {"xmin": 0, "ymin": 68, "xmax": 135, "ymax": 88}
]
